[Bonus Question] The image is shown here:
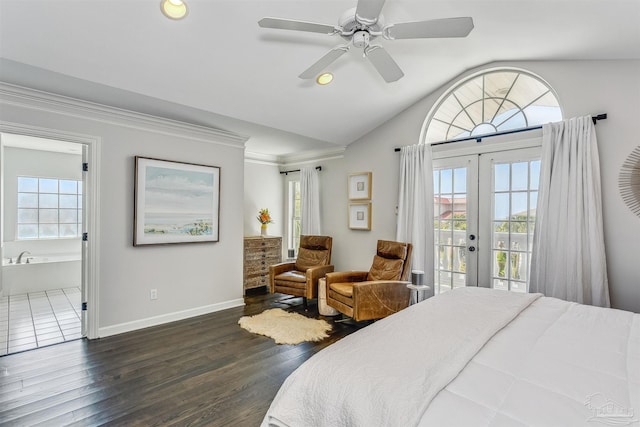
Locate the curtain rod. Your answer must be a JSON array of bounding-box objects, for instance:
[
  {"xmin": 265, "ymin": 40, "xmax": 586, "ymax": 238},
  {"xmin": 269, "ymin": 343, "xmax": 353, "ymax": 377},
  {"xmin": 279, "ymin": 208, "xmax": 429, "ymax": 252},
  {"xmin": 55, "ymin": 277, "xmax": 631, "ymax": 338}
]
[
  {"xmin": 393, "ymin": 113, "xmax": 608, "ymax": 152},
  {"xmin": 279, "ymin": 166, "xmax": 322, "ymax": 175}
]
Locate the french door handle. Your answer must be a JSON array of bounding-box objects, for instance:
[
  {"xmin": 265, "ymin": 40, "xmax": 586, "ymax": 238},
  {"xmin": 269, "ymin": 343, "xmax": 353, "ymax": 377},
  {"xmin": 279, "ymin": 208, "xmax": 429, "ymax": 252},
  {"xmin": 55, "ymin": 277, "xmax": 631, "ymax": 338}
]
[
  {"xmin": 469, "ymin": 234, "xmax": 476, "ymax": 241},
  {"xmin": 468, "ymin": 246, "xmax": 476, "ymax": 252}
]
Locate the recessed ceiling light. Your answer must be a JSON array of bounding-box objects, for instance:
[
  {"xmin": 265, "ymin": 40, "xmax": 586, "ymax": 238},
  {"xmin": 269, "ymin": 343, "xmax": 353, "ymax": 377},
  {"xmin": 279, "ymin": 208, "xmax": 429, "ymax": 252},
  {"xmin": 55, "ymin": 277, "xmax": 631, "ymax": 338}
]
[
  {"xmin": 161, "ymin": 0, "xmax": 188, "ymax": 20},
  {"xmin": 316, "ymin": 73, "xmax": 333, "ymax": 85}
]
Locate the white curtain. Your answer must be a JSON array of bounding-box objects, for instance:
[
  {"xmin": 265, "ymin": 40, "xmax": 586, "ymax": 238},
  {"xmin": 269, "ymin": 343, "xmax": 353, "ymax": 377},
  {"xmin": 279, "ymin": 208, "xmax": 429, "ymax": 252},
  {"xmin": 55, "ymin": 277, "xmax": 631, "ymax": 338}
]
[
  {"xmin": 300, "ymin": 166, "xmax": 321, "ymax": 235},
  {"xmin": 529, "ymin": 116, "xmax": 610, "ymax": 307},
  {"xmin": 396, "ymin": 144, "xmax": 434, "ymax": 296}
]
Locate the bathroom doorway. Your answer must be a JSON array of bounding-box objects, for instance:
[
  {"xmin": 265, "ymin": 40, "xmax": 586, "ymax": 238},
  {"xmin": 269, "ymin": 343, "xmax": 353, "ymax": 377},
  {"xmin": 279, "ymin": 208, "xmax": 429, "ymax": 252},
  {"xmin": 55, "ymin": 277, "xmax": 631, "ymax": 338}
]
[{"xmin": 0, "ymin": 131, "xmax": 94, "ymax": 355}]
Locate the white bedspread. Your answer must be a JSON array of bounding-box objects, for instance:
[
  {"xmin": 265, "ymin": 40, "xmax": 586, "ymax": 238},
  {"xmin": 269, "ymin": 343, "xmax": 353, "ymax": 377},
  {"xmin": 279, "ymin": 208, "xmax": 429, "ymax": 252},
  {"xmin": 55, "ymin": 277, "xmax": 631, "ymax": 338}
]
[
  {"xmin": 262, "ymin": 287, "xmax": 541, "ymax": 427},
  {"xmin": 420, "ymin": 296, "xmax": 640, "ymax": 426}
]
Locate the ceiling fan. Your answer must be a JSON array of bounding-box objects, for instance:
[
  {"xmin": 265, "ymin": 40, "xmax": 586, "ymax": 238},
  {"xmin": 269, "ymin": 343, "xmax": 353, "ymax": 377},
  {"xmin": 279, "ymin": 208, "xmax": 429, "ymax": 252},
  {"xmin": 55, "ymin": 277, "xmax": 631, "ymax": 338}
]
[{"xmin": 258, "ymin": 0, "xmax": 474, "ymax": 83}]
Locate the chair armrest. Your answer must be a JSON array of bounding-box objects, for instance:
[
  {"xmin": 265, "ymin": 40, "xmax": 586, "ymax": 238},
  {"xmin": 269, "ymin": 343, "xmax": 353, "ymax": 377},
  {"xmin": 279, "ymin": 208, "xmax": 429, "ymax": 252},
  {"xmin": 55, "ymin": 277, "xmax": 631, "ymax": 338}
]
[
  {"xmin": 306, "ymin": 265, "xmax": 335, "ymax": 282},
  {"xmin": 325, "ymin": 271, "xmax": 369, "ymax": 285},
  {"xmin": 269, "ymin": 261, "xmax": 296, "ymax": 276}
]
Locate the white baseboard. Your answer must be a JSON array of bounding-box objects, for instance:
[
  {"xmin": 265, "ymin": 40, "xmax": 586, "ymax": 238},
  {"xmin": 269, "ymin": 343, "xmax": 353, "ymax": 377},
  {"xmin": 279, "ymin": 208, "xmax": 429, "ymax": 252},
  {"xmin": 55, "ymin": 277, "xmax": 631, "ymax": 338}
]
[{"xmin": 97, "ymin": 298, "xmax": 245, "ymax": 338}]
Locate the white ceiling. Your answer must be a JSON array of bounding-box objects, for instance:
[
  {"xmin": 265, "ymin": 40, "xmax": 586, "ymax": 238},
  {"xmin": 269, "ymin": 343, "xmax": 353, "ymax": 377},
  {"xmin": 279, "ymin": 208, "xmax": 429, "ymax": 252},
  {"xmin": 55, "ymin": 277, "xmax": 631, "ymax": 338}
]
[{"xmin": 1, "ymin": 0, "xmax": 639, "ymax": 159}]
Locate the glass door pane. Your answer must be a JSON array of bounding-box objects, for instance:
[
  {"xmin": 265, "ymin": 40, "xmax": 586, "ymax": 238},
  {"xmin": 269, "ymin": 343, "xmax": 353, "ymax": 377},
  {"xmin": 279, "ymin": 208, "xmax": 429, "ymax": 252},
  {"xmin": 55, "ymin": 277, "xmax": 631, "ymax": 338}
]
[
  {"xmin": 478, "ymin": 148, "xmax": 540, "ymax": 292},
  {"xmin": 433, "ymin": 156, "xmax": 478, "ymax": 293}
]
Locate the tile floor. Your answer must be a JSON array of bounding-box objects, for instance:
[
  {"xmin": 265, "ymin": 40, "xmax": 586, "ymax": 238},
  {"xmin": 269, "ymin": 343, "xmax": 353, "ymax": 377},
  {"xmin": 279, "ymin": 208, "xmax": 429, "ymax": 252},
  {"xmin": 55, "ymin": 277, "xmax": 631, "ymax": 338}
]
[{"xmin": 0, "ymin": 287, "xmax": 82, "ymax": 356}]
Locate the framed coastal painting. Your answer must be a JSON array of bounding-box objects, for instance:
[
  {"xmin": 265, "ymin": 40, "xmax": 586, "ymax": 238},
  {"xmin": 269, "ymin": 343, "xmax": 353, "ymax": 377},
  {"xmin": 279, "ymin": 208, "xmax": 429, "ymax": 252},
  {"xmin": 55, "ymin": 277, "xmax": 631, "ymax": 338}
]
[
  {"xmin": 348, "ymin": 172, "xmax": 372, "ymax": 200},
  {"xmin": 348, "ymin": 202, "xmax": 371, "ymax": 230},
  {"xmin": 134, "ymin": 156, "xmax": 220, "ymax": 246}
]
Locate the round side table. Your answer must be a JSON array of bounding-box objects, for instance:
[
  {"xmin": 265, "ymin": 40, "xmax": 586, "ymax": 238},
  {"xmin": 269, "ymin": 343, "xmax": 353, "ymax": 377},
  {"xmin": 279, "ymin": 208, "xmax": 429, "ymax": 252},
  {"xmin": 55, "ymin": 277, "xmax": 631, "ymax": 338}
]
[{"xmin": 406, "ymin": 284, "xmax": 432, "ymax": 303}]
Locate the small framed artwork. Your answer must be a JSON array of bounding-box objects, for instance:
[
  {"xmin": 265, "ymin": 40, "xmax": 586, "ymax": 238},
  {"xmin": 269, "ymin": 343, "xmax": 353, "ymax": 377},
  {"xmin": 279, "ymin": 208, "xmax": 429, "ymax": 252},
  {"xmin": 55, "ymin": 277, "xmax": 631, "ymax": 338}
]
[
  {"xmin": 348, "ymin": 172, "xmax": 372, "ymax": 200},
  {"xmin": 134, "ymin": 156, "xmax": 220, "ymax": 246},
  {"xmin": 349, "ymin": 202, "xmax": 372, "ymax": 230}
]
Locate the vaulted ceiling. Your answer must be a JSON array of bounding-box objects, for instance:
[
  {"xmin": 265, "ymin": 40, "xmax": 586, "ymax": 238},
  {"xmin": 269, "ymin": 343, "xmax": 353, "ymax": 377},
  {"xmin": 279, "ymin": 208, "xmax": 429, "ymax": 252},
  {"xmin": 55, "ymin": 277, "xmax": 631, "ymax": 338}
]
[{"xmin": 1, "ymin": 0, "xmax": 639, "ymax": 160}]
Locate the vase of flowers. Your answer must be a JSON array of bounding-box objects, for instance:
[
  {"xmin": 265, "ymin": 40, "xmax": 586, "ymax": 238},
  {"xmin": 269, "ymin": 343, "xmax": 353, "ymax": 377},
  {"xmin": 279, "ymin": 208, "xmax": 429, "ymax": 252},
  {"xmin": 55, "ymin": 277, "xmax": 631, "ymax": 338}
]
[{"xmin": 257, "ymin": 208, "xmax": 273, "ymax": 236}]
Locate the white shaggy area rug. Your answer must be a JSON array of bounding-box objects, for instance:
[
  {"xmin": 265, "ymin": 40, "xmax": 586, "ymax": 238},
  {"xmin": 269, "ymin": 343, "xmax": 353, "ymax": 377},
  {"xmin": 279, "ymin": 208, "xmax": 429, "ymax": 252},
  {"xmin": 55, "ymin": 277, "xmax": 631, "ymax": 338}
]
[{"xmin": 238, "ymin": 308, "xmax": 332, "ymax": 345}]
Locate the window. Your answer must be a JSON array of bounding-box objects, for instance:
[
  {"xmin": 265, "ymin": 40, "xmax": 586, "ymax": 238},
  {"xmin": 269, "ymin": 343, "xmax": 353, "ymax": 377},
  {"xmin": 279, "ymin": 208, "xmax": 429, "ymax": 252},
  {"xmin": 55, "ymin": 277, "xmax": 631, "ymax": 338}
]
[
  {"xmin": 490, "ymin": 158, "xmax": 540, "ymax": 292},
  {"xmin": 287, "ymin": 180, "xmax": 301, "ymax": 252},
  {"xmin": 433, "ymin": 163, "xmax": 470, "ymax": 292},
  {"xmin": 427, "ymin": 68, "xmax": 562, "ymax": 294},
  {"xmin": 425, "ymin": 69, "xmax": 562, "ymax": 143},
  {"xmin": 432, "ymin": 149, "xmax": 540, "ymax": 294},
  {"xmin": 17, "ymin": 176, "xmax": 82, "ymax": 239}
]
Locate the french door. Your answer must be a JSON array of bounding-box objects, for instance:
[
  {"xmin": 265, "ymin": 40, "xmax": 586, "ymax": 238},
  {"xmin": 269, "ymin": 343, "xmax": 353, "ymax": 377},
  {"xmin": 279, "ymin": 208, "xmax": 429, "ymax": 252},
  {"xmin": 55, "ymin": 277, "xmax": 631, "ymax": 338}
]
[{"xmin": 433, "ymin": 147, "xmax": 540, "ymax": 293}]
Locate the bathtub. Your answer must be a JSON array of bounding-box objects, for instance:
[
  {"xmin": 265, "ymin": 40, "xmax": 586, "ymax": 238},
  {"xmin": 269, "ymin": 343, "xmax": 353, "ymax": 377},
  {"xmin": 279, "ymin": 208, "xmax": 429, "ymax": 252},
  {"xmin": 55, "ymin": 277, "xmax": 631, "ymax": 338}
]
[{"xmin": 2, "ymin": 253, "xmax": 81, "ymax": 295}]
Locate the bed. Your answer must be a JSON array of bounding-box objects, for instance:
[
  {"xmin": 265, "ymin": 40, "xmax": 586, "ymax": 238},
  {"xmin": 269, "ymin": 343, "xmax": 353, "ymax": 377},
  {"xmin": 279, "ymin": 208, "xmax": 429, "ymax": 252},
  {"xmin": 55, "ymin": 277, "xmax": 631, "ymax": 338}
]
[{"xmin": 262, "ymin": 287, "xmax": 639, "ymax": 426}]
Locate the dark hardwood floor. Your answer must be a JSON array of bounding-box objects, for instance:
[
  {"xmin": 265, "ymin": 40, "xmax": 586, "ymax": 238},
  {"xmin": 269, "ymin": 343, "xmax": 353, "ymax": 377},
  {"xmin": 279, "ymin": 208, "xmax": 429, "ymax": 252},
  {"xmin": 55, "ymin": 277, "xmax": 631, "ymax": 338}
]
[{"xmin": 0, "ymin": 289, "xmax": 367, "ymax": 426}]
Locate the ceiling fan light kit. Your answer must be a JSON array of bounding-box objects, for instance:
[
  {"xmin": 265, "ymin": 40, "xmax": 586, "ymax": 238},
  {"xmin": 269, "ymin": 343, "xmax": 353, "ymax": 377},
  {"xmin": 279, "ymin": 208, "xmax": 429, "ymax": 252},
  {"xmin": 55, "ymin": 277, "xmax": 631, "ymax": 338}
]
[
  {"xmin": 258, "ymin": 0, "xmax": 474, "ymax": 83},
  {"xmin": 316, "ymin": 73, "xmax": 334, "ymax": 85},
  {"xmin": 161, "ymin": 0, "xmax": 188, "ymax": 20}
]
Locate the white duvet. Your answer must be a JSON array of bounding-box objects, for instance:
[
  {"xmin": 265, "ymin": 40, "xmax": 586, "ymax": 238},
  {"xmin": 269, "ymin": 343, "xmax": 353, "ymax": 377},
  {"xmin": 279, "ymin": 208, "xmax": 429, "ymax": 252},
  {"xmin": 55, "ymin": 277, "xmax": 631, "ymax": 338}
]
[{"xmin": 262, "ymin": 287, "xmax": 640, "ymax": 427}]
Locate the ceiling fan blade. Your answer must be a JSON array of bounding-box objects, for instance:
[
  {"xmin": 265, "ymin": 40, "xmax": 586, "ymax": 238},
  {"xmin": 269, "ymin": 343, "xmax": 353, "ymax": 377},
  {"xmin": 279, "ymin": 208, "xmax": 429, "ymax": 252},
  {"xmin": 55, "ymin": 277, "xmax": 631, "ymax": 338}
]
[
  {"xmin": 299, "ymin": 46, "xmax": 350, "ymax": 79},
  {"xmin": 365, "ymin": 45, "xmax": 404, "ymax": 83},
  {"xmin": 258, "ymin": 17, "xmax": 337, "ymax": 35},
  {"xmin": 385, "ymin": 17, "xmax": 474, "ymax": 40},
  {"xmin": 355, "ymin": 0, "xmax": 386, "ymax": 25}
]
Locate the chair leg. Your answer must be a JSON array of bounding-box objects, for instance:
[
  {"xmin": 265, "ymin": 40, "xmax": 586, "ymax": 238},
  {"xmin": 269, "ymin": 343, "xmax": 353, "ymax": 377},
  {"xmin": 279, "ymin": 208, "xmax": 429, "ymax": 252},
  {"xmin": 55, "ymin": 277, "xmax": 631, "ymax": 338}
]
[
  {"xmin": 334, "ymin": 314, "xmax": 373, "ymax": 325},
  {"xmin": 274, "ymin": 295, "xmax": 299, "ymax": 305},
  {"xmin": 334, "ymin": 314, "xmax": 355, "ymax": 323},
  {"xmin": 302, "ymin": 297, "xmax": 308, "ymax": 310}
]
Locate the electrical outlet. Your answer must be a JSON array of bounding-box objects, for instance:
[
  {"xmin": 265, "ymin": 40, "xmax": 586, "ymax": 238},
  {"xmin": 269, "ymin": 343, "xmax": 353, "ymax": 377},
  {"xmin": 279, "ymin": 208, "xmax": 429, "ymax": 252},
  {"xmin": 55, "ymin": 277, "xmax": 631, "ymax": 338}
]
[{"xmin": 150, "ymin": 289, "xmax": 158, "ymax": 300}]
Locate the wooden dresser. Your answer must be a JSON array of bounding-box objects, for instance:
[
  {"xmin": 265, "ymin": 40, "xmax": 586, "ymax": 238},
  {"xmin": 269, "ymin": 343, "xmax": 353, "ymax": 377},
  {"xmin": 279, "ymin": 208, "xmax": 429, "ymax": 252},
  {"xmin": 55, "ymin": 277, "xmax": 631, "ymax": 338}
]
[{"xmin": 243, "ymin": 236, "xmax": 282, "ymax": 293}]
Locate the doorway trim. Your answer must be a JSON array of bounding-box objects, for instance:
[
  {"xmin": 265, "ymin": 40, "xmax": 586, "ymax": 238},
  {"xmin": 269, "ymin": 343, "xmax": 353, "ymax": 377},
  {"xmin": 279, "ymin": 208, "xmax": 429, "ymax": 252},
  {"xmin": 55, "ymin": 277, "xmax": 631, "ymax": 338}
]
[{"xmin": 0, "ymin": 121, "xmax": 101, "ymax": 339}]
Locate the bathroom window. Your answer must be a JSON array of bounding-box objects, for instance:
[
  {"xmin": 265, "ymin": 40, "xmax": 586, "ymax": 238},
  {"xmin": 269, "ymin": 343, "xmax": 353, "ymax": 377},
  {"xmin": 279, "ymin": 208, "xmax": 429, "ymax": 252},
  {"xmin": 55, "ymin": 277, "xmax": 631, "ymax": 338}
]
[{"xmin": 17, "ymin": 176, "xmax": 83, "ymax": 240}]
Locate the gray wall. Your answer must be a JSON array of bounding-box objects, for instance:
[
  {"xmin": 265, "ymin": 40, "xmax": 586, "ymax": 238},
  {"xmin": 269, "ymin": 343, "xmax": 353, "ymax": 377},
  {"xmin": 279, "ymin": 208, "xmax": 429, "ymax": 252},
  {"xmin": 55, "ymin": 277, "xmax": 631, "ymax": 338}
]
[
  {"xmin": 319, "ymin": 60, "xmax": 640, "ymax": 313},
  {"xmin": 243, "ymin": 161, "xmax": 283, "ymax": 240},
  {"xmin": 1, "ymin": 90, "xmax": 246, "ymax": 334}
]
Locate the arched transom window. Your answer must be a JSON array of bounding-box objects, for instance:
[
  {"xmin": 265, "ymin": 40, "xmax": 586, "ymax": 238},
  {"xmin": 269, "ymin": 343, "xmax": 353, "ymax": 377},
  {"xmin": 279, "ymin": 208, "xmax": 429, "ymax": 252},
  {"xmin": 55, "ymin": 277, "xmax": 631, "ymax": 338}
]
[{"xmin": 425, "ymin": 69, "xmax": 562, "ymax": 143}]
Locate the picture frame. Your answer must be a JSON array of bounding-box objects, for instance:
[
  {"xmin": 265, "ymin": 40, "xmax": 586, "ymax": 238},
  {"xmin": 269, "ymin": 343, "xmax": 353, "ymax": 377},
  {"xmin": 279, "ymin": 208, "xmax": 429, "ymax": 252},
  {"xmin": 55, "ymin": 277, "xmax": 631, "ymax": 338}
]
[
  {"xmin": 348, "ymin": 172, "xmax": 372, "ymax": 200},
  {"xmin": 134, "ymin": 156, "xmax": 220, "ymax": 246},
  {"xmin": 348, "ymin": 202, "xmax": 372, "ymax": 230}
]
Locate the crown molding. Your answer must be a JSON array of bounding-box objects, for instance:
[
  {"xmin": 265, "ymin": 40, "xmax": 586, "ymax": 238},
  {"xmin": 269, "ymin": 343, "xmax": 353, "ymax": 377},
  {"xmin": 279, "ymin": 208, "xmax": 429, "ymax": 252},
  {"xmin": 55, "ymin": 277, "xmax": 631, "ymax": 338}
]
[
  {"xmin": 278, "ymin": 146, "xmax": 346, "ymax": 165},
  {"xmin": 0, "ymin": 82, "xmax": 248, "ymax": 148},
  {"xmin": 244, "ymin": 151, "xmax": 280, "ymax": 165},
  {"xmin": 244, "ymin": 146, "xmax": 346, "ymax": 168}
]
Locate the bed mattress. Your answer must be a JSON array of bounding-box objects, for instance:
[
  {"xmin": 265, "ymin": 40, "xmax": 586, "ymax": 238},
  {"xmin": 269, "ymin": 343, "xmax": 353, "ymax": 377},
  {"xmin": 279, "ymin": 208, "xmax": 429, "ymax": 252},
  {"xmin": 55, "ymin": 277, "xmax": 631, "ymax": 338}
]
[
  {"xmin": 262, "ymin": 288, "xmax": 639, "ymax": 427},
  {"xmin": 421, "ymin": 296, "xmax": 639, "ymax": 426}
]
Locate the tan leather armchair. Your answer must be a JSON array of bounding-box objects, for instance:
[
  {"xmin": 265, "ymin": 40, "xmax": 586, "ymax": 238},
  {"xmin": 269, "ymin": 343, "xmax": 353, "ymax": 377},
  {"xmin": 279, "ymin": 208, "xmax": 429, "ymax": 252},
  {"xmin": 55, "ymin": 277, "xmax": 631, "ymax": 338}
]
[
  {"xmin": 325, "ymin": 240, "xmax": 413, "ymax": 321},
  {"xmin": 269, "ymin": 235, "xmax": 334, "ymax": 308}
]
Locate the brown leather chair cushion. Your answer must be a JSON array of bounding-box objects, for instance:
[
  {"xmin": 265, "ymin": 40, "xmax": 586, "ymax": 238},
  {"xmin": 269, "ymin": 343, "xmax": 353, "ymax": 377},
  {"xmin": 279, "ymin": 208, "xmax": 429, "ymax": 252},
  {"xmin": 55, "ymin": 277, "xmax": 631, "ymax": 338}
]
[
  {"xmin": 367, "ymin": 255, "xmax": 404, "ymax": 281},
  {"xmin": 329, "ymin": 282, "xmax": 354, "ymax": 297},
  {"xmin": 295, "ymin": 247, "xmax": 330, "ymax": 271},
  {"xmin": 274, "ymin": 270, "xmax": 306, "ymax": 283}
]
